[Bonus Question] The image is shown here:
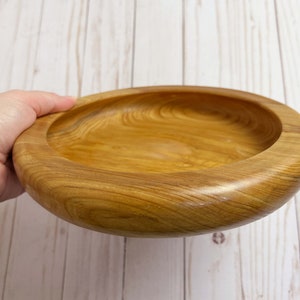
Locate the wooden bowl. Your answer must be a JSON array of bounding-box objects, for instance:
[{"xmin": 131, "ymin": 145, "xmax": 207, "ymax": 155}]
[{"xmin": 13, "ymin": 86, "xmax": 300, "ymax": 237}]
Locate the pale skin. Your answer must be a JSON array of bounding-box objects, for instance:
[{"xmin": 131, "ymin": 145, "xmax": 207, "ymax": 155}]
[{"xmin": 0, "ymin": 90, "xmax": 76, "ymax": 202}]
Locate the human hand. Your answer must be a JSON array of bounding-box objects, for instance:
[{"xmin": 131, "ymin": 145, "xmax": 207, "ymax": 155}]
[{"xmin": 0, "ymin": 90, "xmax": 76, "ymax": 202}]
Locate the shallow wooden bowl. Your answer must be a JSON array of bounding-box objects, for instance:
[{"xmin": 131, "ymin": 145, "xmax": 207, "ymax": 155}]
[{"xmin": 13, "ymin": 86, "xmax": 300, "ymax": 237}]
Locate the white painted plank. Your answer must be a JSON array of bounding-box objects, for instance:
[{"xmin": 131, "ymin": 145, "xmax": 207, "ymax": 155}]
[
  {"xmin": 275, "ymin": 0, "xmax": 300, "ymax": 112},
  {"xmin": 133, "ymin": 0, "xmax": 183, "ymax": 86},
  {"xmin": 3, "ymin": 195, "xmax": 69, "ymax": 300},
  {"xmin": 63, "ymin": 230, "xmax": 124, "ymax": 300},
  {"xmin": 0, "ymin": 1, "xmax": 45, "ymax": 297},
  {"xmin": 0, "ymin": 1, "xmax": 44, "ymax": 91},
  {"xmin": 184, "ymin": 0, "xmax": 284, "ymax": 99},
  {"xmin": 123, "ymin": 1, "xmax": 184, "ymax": 300},
  {"xmin": 238, "ymin": 202, "xmax": 300, "ymax": 299},
  {"xmin": 124, "ymin": 239, "xmax": 184, "ymax": 300},
  {"xmin": 275, "ymin": 0, "xmax": 300, "ymax": 252},
  {"xmin": 0, "ymin": 200, "xmax": 16, "ymax": 297},
  {"xmin": 184, "ymin": 0, "xmax": 300, "ymax": 299},
  {"xmin": 80, "ymin": 0, "xmax": 135, "ymax": 95},
  {"xmin": 1, "ymin": 1, "xmax": 299, "ymax": 299},
  {"xmin": 2, "ymin": 1, "xmax": 89, "ymax": 299},
  {"xmin": 31, "ymin": 0, "xmax": 89, "ymax": 95},
  {"xmin": 185, "ymin": 228, "xmax": 242, "ymax": 299},
  {"xmin": 62, "ymin": 1, "xmax": 135, "ymax": 299}
]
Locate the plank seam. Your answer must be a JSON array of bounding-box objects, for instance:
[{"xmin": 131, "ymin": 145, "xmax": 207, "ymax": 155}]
[
  {"xmin": 130, "ymin": 0, "xmax": 137, "ymax": 88},
  {"xmin": 121, "ymin": 237, "xmax": 128, "ymax": 300},
  {"xmin": 1, "ymin": 201, "xmax": 17, "ymax": 300},
  {"xmin": 273, "ymin": 0, "xmax": 300, "ymax": 255}
]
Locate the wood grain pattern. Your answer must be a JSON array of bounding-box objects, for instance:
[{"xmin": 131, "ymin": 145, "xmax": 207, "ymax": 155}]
[
  {"xmin": 13, "ymin": 86, "xmax": 300, "ymax": 237},
  {"xmin": 1, "ymin": 1, "xmax": 300, "ymax": 299},
  {"xmin": 275, "ymin": 0, "xmax": 300, "ymax": 248},
  {"xmin": 123, "ymin": 2, "xmax": 185, "ymax": 299},
  {"xmin": 61, "ymin": 1, "xmax": 134, "ymax": 298},
  {"xmin": 184, "ymin": 1, "xmax": 300, "ymax": 299},
  {"xmin": 0, "ymin": 1, "xmax": 58, "ymax": 299},
  {"xmin": 1, "ymin": 2, "xmax": 88, "ymax": 299},
  {"xmin": 47, "ymin": 91, "xmax": 280, "ymax": 173}
]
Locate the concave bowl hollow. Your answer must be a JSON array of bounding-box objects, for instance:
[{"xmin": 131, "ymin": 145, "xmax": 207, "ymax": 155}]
[{"xmin": 13, "ymin": 86, "xmax": 300, "ymax": 237}]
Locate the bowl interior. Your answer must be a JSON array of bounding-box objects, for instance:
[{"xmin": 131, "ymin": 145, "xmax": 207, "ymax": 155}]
[{"xmin": 47, "ymin": 91, "xmax": 282, "ymax": 173}]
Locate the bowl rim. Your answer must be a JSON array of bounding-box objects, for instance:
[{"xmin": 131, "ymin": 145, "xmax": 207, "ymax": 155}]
[{"xmin": 12, "ymin": 86, "xmax": 300, "ymax": 236}]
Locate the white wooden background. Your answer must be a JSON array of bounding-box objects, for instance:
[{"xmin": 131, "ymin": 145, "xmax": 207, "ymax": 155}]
[{"xmin": 0, "ymin": 0, "xmax": 300, "ymax": 299}]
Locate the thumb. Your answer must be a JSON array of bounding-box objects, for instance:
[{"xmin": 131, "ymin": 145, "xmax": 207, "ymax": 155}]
[
  {"xmin": 0, "ymin": 90, "xmax": 76, "ymax": 158},
  {"xmin": 3, "ymin": 90, "xmax": 76, "ymax": 116}
]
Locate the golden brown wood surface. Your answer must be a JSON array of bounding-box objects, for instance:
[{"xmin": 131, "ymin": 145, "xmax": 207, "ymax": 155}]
[
  {"xmin": 1, "ymin": 1, "xmax": 300, "ymax": 298},
  {"xmin": 12, "ymin": 86, "xmax": 300, "ymax": 237}
]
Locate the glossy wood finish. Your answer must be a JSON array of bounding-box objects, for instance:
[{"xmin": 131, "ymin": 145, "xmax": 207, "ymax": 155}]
[
  {"xmin": 13, "ymin": 86, "xmax": 300, "ymax": 237},
  {"xmin": 2, "ymin": 2, "xmax": 300, "ymax": 299}
]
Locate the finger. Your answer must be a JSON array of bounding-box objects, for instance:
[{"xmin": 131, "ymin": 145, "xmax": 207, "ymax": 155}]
[
  {"xmin": 0, "ymin": 163, "xmax": 24, "ymax": 201},
  {"xmin": 1, "ymin": 90, "xmax": 76, "ymax": 116}
]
